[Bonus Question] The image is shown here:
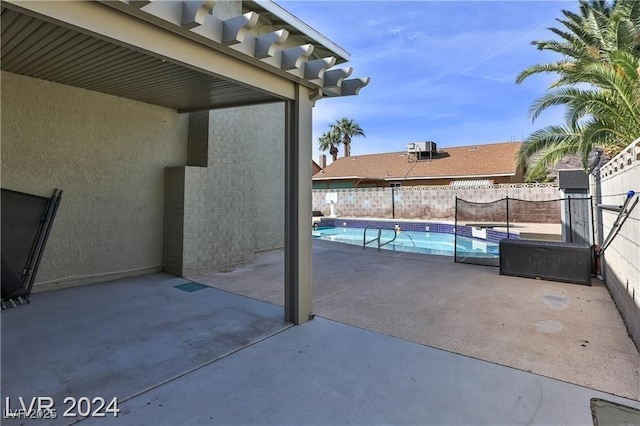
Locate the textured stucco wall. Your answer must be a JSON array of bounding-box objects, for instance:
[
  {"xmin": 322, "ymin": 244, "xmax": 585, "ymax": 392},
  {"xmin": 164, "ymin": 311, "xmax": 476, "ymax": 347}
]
[
  {"xmin": 593, "ymin": 139, "xmax": 640, "ymax": 350},
  {"xmin": 1, "ymin": 71, "xmax": 188, "ymax": 289}
]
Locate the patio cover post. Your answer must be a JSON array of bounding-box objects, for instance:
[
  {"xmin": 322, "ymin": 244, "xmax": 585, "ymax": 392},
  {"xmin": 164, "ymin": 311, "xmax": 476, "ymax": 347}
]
[{"xmin": 284, "ymin": 84, "xmax": 313, "ymax": 324}]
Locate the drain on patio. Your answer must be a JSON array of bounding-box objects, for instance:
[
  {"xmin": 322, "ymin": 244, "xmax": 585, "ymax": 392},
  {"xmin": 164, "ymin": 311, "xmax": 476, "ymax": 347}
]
[{"xmin": 174, "ymin": 282, "xmax": 209, "ymax": 292}]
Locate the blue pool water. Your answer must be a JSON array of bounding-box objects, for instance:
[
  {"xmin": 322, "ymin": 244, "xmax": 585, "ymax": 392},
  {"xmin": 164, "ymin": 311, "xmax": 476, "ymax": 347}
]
[{"xmin": 312, "ymin": 226, "xmax": 499, "ymax": 258}]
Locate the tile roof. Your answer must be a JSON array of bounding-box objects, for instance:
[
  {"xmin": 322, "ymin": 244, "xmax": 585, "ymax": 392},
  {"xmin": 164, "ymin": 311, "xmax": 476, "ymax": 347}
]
[{"xmin": 313, "ymin": 141, "xmax": 523, "ymax": 181}]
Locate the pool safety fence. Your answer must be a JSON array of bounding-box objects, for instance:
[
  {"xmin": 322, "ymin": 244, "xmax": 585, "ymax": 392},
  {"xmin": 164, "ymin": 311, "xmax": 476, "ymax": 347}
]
[
  {"xmin": 312, "ymin": 184, "xmax": 560, "ymax": 220},
  {"xmin": 454, "ymin": 196, "xmax": 594, "ymax": 267}
]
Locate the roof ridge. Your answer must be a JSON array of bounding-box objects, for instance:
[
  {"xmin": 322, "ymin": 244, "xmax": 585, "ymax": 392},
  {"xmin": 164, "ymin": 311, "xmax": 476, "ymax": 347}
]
[{"xmin": 337, "ymin": 141, "xmax": 522, "ymax": 159}]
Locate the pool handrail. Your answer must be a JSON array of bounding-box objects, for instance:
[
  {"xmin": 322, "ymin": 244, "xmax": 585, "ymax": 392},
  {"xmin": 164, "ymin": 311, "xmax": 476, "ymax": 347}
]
[
  {"xmin": 363, "ymin": 227, "xmax": 382, "ymax": 249},
  {"xmin": 378, "ymin": 228, "xmax": 398, "ymax": 252},
  {"xmin": 403, "ymin": 232, "xmax": 417, "ymax": 248}
]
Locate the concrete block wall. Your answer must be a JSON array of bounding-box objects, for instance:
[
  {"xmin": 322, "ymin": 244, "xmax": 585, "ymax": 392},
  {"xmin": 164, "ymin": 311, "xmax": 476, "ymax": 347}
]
[
  {"xmin": 164, "ymin": 167, "xmax": 186, "ymax": 275},
  {"xmin": 593, "ymin": 138, "xmax": 640, "ymax": 349},
  {"xmin": 187, "ymin": 111, "xmax": 209, "ymax": 167},
  {"xmin": 165, "ymin": 103, "xmax": 285, "ymax": 277},
  {"xmin": 313, "ymin": 184, "xmax": 561, "ymax": 222}
]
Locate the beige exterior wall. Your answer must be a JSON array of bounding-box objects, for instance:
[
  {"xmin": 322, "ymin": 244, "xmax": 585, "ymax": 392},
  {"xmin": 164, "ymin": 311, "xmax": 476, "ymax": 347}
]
[
  {"xmin": 1, "ymin": 71, "xmax": 188, "ymax": 290},
  {"xmin": 593, "ymin": 139, "xmax": 640, "ymax": 349}
]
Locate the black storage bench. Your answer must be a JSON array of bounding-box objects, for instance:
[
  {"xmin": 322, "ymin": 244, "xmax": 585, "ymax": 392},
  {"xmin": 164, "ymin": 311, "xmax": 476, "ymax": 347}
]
[{"xmin": 499, "ymin": 239, "xmax": 592, "ymax": 285}]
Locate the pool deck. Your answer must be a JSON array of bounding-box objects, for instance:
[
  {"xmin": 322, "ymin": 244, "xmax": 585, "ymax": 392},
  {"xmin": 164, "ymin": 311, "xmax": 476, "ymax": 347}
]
[
  {"xmin": 194, "ymin": 240, "xmax": 639, "ymax": 402},
  {"xmin": 2, "ymin": 239, "xmax": 638, "ymax": 425}
]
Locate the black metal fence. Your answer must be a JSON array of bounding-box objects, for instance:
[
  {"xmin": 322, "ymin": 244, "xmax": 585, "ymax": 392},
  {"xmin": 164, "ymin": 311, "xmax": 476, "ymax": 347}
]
[{"xmin": 454, "ymin": 196, "xmax": 594, "ymax": 267}]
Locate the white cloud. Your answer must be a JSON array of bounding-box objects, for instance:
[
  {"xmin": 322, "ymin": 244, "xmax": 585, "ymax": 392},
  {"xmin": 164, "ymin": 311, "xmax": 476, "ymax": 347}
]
[
  {"xmin": 367, "ymin": 19, "xmax": 379, "ymax": 27},
  {"xmin": 388, "ymin": 26, "xmax": 404, "ymax": 35}
]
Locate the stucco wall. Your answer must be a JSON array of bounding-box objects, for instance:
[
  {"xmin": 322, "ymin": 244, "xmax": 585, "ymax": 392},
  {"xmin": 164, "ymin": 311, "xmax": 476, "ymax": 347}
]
[
  {"xmin": 592, "ymin": 138, "xmax": 640, "ymax": 349},
  {"xmin": 1, "ymin": 71, "xmax": 188, "ymax": 289}
]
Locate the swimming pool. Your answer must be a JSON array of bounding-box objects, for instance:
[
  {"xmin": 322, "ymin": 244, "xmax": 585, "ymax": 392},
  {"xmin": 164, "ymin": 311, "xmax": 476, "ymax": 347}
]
[{"xmin": 312, "ymin": 226, "xmax": 499, "ymax": 258}]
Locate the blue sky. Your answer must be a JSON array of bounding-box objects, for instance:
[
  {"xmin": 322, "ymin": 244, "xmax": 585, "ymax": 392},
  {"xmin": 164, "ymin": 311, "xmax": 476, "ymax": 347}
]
[{"xmin": 278, "ymin": 0, "xmax": 575, "ymax": 163}]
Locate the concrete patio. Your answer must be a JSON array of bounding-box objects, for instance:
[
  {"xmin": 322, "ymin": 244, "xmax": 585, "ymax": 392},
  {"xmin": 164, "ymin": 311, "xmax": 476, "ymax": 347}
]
[
  {"xmin": 2, "ymin": 240, "xmax": 639, "ymax": 425},
  {"xmin": 196, "ymin": 240, "xmax": 640, "ymax": 402}
]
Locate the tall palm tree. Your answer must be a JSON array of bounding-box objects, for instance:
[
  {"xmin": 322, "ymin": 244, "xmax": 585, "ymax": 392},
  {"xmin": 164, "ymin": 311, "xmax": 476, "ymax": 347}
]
[
  {"xmin": 517, "ymin": 50, "xmax": 640, "ymax": 180},
  {"xmin": 331, "ymin": 118, "xmax": 365, "ymax": 157},
  {"xmin": 318, "ymin": 128, "xmax": 342, "ymax": 162},
  {"xmin": 516, "ymin": 0, "xmax": 639, "ymax": 86},
  {"xmin": 516, "ymin": 0, "xmax": 640, "ymax": 181}
]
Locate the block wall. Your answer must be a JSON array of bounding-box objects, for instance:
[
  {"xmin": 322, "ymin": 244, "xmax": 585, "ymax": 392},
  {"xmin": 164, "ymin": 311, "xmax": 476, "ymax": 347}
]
[
  {"xmin": 165, "ymin": 103, "xmax": 285, "ymax": 277},
  {"xmin": 593, "ymin": 138, "xmax": 640, "ymax": 349},
  {"xmin": 313, "ymin": 184, "xmax": 561, "ymax": 222}
]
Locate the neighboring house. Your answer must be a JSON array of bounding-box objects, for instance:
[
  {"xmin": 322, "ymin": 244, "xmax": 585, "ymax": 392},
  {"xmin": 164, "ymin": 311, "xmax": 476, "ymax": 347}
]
[
  {"xmin": 312, "ymin": 161, "xmax": 323, "ymax": 175},
  {"xmin": 1, "ymin": 0, "xmax": 367, "ymax": 324},
  {"xmin": 313, "ymin": 141, "xmax": 524, "ymax": 189}
]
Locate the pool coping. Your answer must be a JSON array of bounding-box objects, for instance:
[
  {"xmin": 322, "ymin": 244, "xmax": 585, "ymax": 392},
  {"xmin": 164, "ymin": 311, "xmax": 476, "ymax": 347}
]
[{"xmin": 318, "ymin": 217, "xmax": 519, "ymax": 243}]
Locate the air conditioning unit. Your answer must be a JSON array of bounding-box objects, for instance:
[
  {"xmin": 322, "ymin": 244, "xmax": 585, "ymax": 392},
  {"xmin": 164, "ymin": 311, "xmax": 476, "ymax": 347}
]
[{"xmin": 414, "ymin": 142, "xmax": 427, "ymax": 152}]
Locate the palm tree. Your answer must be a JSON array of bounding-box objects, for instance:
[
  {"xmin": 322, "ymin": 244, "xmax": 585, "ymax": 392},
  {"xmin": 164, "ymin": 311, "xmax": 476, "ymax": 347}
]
[
  {"xmin": 318, "ymin": 128, "xmax": 342, "ymax": 162},
  {"xmin": 517, "ymin": 50, "xmax": 640, "ymax": 180},
  {"xmin": 516, "ymin": 0, "xmax": 640, "ymax": 181},
  {"xmin": 516, "ymin": 0, "xmax": 639, "ymax": 86},
  {"xmin": 331, "ymin": 118, "xmax": 365, "ymax": 157}
]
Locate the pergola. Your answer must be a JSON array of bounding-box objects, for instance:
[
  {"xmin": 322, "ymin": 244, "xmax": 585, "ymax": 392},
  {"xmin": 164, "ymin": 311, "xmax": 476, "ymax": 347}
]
[{"xmin": 1, "ymin": 0, "xmax": 369, "ymax": 324}]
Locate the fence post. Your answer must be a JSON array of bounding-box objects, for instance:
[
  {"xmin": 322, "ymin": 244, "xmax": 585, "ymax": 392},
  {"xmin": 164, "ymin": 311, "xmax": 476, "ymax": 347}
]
[
  {"xmin": 568, "ymin": 195, "xmax": 573, "ymax": 243},
  {"xmin": 391, "ymin": 187, "xmax": 395, "ymax": 219},
  {"xmin": 590, "ymin": 195, "xmax": 596, "ymax": 247},
  {"xmin": 454, "ymin": 196, "xmax": 458, "ymax": 263},
  {"xmin": 506, "ymin": 196, "xmax": 510, "ymax": 239}
]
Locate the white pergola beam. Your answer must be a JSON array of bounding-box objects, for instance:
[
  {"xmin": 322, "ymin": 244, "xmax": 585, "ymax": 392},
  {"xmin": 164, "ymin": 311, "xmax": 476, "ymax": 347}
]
[
  {"xmin": 340, "ymin": 77, "xmax": 371, "ymax": 96},
  {"xmin": 221, "ymin": 12, "xmax": 259, "ymax": 45},
  {"xmin": 181, "ymin": 1, "xmax": 216, "ymax": 29},
  {"xmin": 134, "ymin": 1, "xmax": 183, "ymax": 25},
  {"xmin": 98, "ymin": 0, "xmax": 370, "ymax": 100},
  {"xmin": 254, "ymin": 29, "xmax": 289, "ymax": 59},
  {"xmin": 280, "ymin": 43, "xmax": 314, "ymax": 71},
  {"xmin": 304, "ymin": 56, "xmax": 336, "ymax": 81},
  {"xmin": 323, "ymin": 66, "xmax": 352, "ymax": 90}
]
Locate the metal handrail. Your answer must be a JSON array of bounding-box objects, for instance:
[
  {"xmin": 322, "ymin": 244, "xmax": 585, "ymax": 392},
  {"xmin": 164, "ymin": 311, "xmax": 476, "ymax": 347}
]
[
  {"xmin": 363, "ymin": 227, "xmax": 382, "ymax": 249},
  {"xmin": 403, "ymin": 232, "xmax": 417, "ymax": 248},
  {"xmin": 378, "ymin": 228, "xmax": 397, "ymax": 252}
]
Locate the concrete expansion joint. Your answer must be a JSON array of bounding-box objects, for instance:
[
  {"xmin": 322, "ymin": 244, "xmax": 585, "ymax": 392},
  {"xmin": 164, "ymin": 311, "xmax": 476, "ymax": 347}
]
[{"xmin": 114, "ymin": 323, "xmax": 296, "ymax": 409}]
